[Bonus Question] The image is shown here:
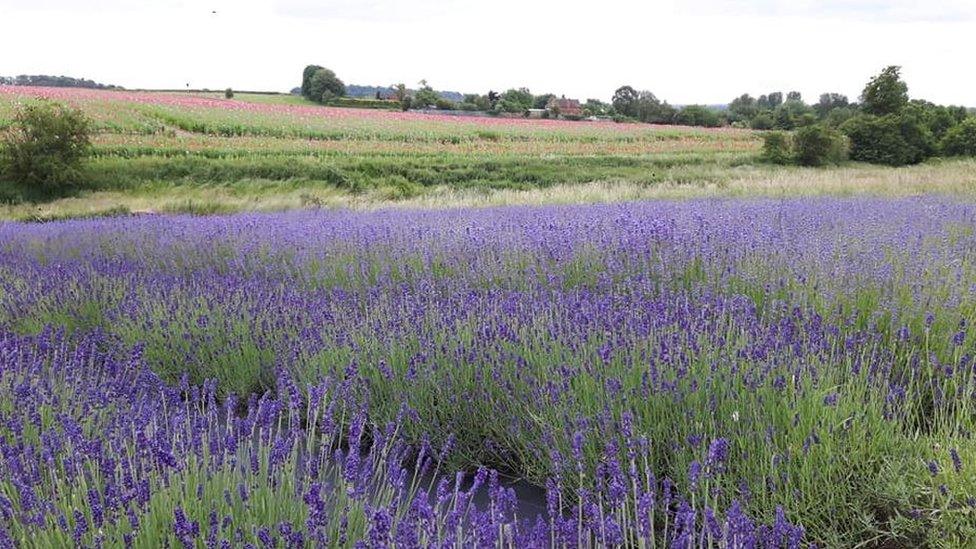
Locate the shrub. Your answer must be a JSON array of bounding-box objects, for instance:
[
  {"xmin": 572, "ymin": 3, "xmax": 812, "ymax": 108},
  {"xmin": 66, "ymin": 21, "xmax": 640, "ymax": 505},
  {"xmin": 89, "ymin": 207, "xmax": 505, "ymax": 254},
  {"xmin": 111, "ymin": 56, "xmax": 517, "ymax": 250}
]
[
  {"xmin": 841, "ymin": 113, "xmax": 934, "ymax": 166},
  {"xmin": 941, "ymin": 118, "xmax": 976, "ymax": 157},
  {"xmin": 674, "ymin": 105, "xmax": 721, "ymax": 127},
  {"xmin": 792, "ymin": 125, "xmax": 848, "ymax": 166},
  {"xmin": 224, "ymin": 88, "xmax": 234, "ymax": 99},
  {"xmin": 761, "ymin": 131, "xmax": 792, "ymax": 165},
  {"xmin": 750, "ymin": 113, "xmax": 774, "ymax": 130},
  {"xmin": 434, "ymin": 98, "xmax": 456, "ymax": 110},
  {"xmin": 1, "ymin": 101, "xmax": 92, "ymax": 191}
]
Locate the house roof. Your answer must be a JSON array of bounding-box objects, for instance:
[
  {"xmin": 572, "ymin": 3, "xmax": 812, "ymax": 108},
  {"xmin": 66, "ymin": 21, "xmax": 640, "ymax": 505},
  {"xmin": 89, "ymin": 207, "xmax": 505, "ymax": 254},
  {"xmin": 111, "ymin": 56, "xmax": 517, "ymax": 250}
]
[{"xmin": 547, "ymin": 98, "xmax": 582, "ymax": 109}]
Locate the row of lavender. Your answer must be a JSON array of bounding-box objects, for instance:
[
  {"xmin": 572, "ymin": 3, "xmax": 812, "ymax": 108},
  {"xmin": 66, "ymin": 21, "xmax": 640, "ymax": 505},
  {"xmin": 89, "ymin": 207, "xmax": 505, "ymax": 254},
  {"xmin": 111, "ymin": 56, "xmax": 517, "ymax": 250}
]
[
  {"xmin": 1, "ymin": 197, "xmax": 975, "ymax": 546},
  {"xmin": 0, "ymin": 328, "xmax": 801, "ymax": 547}
]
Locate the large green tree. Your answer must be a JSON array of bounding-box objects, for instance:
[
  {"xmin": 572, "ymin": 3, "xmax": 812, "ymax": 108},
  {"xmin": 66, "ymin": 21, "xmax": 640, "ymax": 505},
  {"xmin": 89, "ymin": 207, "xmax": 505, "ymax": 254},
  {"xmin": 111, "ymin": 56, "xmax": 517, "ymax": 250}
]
[
  {"xmin": 301, "ymin": 65, "xmax": 324, "ymax": 99},
  {"xmin": 861, "ymin": 66, "xmax": 909, "ymax": 116},
  {"xmin": 307, "ymin": 68, "xmax": 346, "ymax": 103}
]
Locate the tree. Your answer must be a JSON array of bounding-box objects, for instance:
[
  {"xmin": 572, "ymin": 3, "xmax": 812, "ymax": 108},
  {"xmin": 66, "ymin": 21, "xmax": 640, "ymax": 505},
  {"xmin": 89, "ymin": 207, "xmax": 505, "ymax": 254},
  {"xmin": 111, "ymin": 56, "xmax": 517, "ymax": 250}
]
[
  {"xmin": 786, "ymin": 91, "xmax": 803, "ymax": 103},
  {"xmin": 224, "ymin": 88, "xmax": 234, "ymax": 99},
  {"xmin": 392, "ymin": 83, "xmax": 408, "ymax": 102},
  {"xmin": 861, "ymin": 66, "xmax": 908, "ymax": 116},
  {"xmin": 674, "ymin": 105, "xmax": 721, "ymax": 127},
  {"xmin": 612, "ymin": 86, "xmax": 640, "ymax": 118},
  {"xmin": 533, "ymin": 93, "xmax": 556, "ymax": 110},
  {"xmin": 728, "ymin": 94, "xmax": 758, "ymax": 121},
  {"xmin": 758, "ymin": 92, "xmax": 783, "ymax": 109},
  {"xmin": 413, "ymin": 80, "xmax": 441, "ymax": 108},
  {"xmin": 1, "ymin": 101, "xmax": 92, "ymax": 192},
  {"xmin": 498, "ymin": 88, "xmax": 533, "ymax": 113},
  {"xmin": 841, "ymin": 113, "xmax": 934, "ymax": 166},
  {"xmin": 941, "ymin": 117, "xmax": 976, "ymax": 156},
  {"xmin": 582, "ymin": 99, "xmax": 611, "ymax": 117},
  {"xmin": 301, "ymin": 65, "xmax": 324, "ymax": 99},
  {"xmin": 815, "ymin": 93, "xmax": 849, "ymax": 118},
  {"xmin": 308, "ymin": 68, "xmax": 346, "ymax": 103}
]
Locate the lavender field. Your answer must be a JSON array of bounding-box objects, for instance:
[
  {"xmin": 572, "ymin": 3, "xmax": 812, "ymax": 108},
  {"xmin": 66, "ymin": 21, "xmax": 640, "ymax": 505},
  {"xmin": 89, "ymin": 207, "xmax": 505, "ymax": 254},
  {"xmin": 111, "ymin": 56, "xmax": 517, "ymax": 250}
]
[{"xmin": 1, "ymin": 197, "xmax": 975, "ymax": 547}]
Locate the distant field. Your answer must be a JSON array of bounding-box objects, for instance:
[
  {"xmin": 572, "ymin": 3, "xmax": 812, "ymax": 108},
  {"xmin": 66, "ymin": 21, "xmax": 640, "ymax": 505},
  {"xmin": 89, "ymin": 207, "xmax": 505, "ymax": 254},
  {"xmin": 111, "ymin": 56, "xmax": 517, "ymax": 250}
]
[{"xmin": 0, "ymin": 85, "xmax": 974, "ymax": 220}]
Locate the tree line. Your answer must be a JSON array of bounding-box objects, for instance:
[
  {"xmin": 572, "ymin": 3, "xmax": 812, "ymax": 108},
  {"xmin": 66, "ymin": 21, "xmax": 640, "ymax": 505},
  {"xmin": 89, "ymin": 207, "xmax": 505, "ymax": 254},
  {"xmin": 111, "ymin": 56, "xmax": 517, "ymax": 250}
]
[
  {"xmin": 0, "ymin": 75, "xmax": 122, "ymax": 90},
  {"xmin": 759, "ymin": 66, "xmax": 976, "ymax": 166}
]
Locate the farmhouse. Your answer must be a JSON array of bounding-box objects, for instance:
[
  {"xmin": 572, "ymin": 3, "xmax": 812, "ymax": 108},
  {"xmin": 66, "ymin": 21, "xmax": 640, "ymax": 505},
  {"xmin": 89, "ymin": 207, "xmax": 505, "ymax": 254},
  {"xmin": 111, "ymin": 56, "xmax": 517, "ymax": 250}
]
[{"xmin": 546, "ymin": 97, "xmax": 583, "ymax": 118}]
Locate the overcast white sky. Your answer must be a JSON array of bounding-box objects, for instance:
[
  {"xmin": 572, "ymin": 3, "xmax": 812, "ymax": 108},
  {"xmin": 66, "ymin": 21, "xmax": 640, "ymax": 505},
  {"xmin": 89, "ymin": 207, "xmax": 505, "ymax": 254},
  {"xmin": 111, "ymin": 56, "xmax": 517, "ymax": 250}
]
[{"xmin": 2, "ymin": 0, "xmax": 974, "ymax": 106}]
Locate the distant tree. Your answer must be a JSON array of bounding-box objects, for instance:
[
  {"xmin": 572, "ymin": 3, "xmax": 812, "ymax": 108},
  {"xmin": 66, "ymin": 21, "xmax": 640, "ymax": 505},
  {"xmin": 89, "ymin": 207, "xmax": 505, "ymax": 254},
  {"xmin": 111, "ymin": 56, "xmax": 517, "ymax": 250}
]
[
  {"xmin": 487, "ymin": 91, "xmax": 500, "ymax": 109},
  {"xmin": 582, "ymin": 99, "xmax": 611, "ymax": 117},
  {"xmin": 498, "ymin": 88, "xmax": 533, "ymax": 113},
  {"xmin": 750, "ymin": 113, "xmax": 775, "ymax": 130},
  {"xmin": 941, "ymin": 117, "xmax": 976, "ymax": 156},
  {"xmin": 224, "ymin": 88, "xmax": 234, "ymax": 99},
  {"xmin": 392, "ymin": 83, "xmax": 408, "ymax": 102},
  {"xmin": 1, "ymin": 101, "xmax": 92, "ymax": 192},
  {"xmin": 674, "ymin": 105, "xmax": 721, "ymax": 127},
  {"xmin": 841, "ymin": 112, "xmax": 934, "ymax": 166},
  {"xmin": 786, "ymin": 91, "xmax": 803, "ymax": 103},
  {"xmin": 758, "ymin": 92, "xmax": 783, "ymax": 109},
  {"xmin": 533, "ymin": 93, "xmax": 556, "ymax": 110},
  {"xmin": 612, "ymin": 86, "xmax": 640, "ymax": 118},
  {"xmin": 861, "ymin": 65, "xmax": 909, "ymax": 116},
  {"xmin": 301, "ymin": 65, "xmax": 324, "ymax": 99},
  {"xmin": 728, "ymin": 94, "xmax": 758, "ymax": 121},
  {"xmin": 413, "ymin": 80, "xmax": 440, "ymax": 108},
  {"xmin": 815, "ymin": 93, "xmax": 849, "ymax": 118},
  {"xmin": 308, "ymin": 68, "xmax": 346, "ymax": 103},
  {"xmin": 772, "ymin": 100, "xmax": 815, "ymax": 130}
]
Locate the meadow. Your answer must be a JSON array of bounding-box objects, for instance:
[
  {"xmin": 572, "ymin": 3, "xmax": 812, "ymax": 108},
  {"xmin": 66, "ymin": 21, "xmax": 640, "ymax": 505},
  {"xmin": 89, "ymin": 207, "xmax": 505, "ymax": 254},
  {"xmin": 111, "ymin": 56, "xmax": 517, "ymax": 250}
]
[
  {"xmin": 2, "ymin": 197, "xmax": 976, "ymax": 547},
  {"xmin": 2, "ymin": 85, "xmax": 974, "ymax": 222}
]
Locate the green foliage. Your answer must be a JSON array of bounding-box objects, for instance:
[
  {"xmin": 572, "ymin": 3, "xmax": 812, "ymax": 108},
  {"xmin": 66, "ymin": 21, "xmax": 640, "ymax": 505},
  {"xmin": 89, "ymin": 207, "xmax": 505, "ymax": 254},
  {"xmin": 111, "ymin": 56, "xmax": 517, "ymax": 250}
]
[
  {"xmin": 300, "ymin": 65, "xmax": 324, "ymax": 99},
  {"xmin": 674, "ymin": 105, "xmax": 722, "ymax": 128},
  {"xmin": 307, "ymin": 68, "xmax": 346, "ymax": 103},
  {"xmin": 498, "ymin": 88, "xmax": 534, "ymax": 113},
  {"xmin": 1, "ymin": 101, "xmax": 92, "ymax": 192},
  {"xmin": 941, "ymin": 118, "xmax": 976, "ymax": 157},
  {"xmin": 412, "ymin": 81, "xmax": 441, "ymax": 109},
  {"xmin": 582, "ymin": 98, "xmax": 611, "ymax": 117},
  {"xmin": 861, "ymin": 66, "xmax": 909, "ymax": 116},
  {"xmin": 611, "ymin": 87, "xmax": 675, "ymax": 123},
  {"xmin": 815, "ymin": 93, "xmax": 849, "ymax": 118},
  {"xmin": 792, "ymin": 124, "xmax": 848, "ymax": 166},
  {"xmin": 757, "ymin": 92, "xmax": 783, "ymax": 109},
  {"xmin": 750, "ymin": 113, "xmax": 774, "ymax": 130},
  {"xmin": 533, "ymin": 93, "xmax": 555, "ymax": 110},
  {"xmin": 772, "ymin": 100, "xmax": 815, "ymax": 130},
  {"xmin": 842, "ymin": 113, "xmax": 935, "ymax": 166},
  {"xmin": 761, "ymin": 131, "xmax": 793, "ymax": 165},
  {"xmin": 728, "ymin": 94, "xmax": 758, "ymax": 122},
  {"xmin": 224, "ymin": 88, "xmax": 234, "ymax": 99}
]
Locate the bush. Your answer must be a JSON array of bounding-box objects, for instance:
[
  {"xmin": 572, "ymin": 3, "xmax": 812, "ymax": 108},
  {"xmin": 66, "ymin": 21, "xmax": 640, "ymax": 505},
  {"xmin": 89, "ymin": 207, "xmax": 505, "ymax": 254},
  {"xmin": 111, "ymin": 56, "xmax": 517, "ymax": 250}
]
[
  {"xmin": 792, "ymin": 125, "xmax": 848, "ymax": 166},
  {"xmin": 224, "ymin": 88, "xmax": 234, "ymax": 99},
  {"xmin": 941, "ymin": 118, "xmax": 976, "ymax": 157},
  {"xmin": 750, "ymin": 113, "xmax": 774, "ymax": 130},
  {"xmin": 841, "ymin": 114, "xmax": 934, "ymax": 166},
  {"xmin": 1, "ymin": 101, "xmax": 92, "ymax": 191},
  {"xmin": 761, "ymin": 132, "xmax": 792, "ymax": 165}
]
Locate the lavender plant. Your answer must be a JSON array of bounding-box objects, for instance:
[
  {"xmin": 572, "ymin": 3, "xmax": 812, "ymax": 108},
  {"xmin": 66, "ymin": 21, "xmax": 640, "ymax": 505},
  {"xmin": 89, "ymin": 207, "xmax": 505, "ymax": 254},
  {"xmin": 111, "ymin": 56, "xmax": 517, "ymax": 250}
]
[{"xmin": 1, "ymin": 197, "xmax": 974, "ymax": 546}]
